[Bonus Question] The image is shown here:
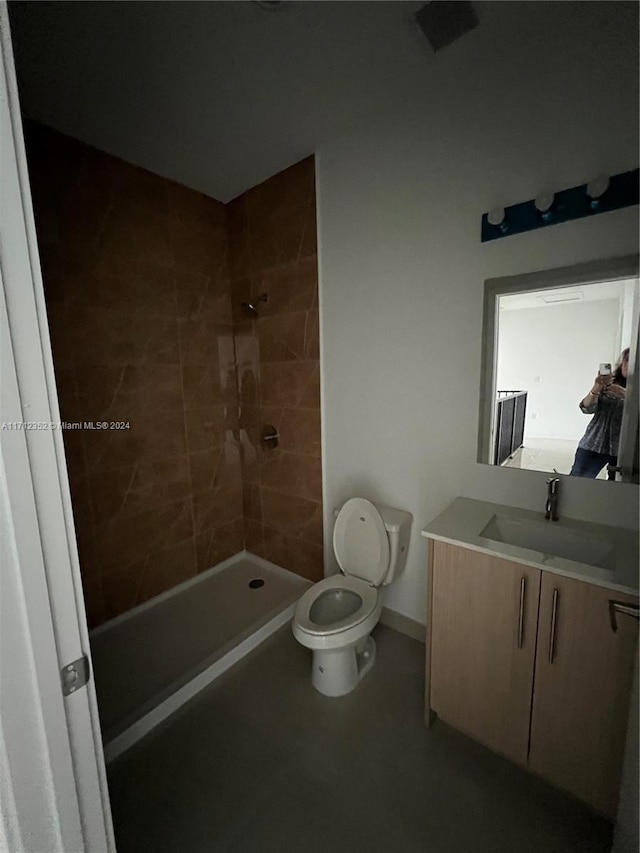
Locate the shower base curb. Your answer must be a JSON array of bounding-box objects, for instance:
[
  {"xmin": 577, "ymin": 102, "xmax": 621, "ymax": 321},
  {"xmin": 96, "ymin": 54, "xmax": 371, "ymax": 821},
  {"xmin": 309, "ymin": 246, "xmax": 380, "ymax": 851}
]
[{"xmin": 101, "ymin": 552, "xmax": 308, "ymax": 763}]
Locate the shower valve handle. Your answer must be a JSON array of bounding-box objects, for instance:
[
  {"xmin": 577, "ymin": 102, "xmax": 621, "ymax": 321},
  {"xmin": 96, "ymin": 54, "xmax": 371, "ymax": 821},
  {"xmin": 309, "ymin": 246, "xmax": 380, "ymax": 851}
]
[{"xmin": 261, "ymin": 425, "xmax": 280, "ymax": 447}]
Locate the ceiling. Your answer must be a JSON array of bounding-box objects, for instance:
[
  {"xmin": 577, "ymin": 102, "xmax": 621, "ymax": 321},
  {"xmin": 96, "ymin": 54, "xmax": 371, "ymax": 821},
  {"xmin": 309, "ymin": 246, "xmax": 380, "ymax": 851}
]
[
  {"xmin": 8, "ymin": 0, "xmax": 425, "ymax": 200},
  {"xmin": 500, "ymin": 279, "xmax": 638, "ymax": 312},
  {"xmin": 8, "ymin": 2, "xmax": 633, "ymax": 202},
  {"xmin": 6, "ymin": 0, "xmax": 518, "ymax": 201}
]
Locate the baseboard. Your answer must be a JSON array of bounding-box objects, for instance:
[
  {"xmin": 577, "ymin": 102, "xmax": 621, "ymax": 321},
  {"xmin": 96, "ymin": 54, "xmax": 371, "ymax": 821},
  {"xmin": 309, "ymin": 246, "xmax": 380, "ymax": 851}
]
[{"xmin": 379, "ymin": 607, "xmax": 425, "ymax": 643}]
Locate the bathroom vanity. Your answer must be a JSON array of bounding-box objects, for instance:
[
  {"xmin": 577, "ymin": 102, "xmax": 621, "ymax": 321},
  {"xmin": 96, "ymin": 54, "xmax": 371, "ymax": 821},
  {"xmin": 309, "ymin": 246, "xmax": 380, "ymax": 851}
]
[{"xmin": 422, "ymin": 498, "xmax": 639, "ymax": 819}]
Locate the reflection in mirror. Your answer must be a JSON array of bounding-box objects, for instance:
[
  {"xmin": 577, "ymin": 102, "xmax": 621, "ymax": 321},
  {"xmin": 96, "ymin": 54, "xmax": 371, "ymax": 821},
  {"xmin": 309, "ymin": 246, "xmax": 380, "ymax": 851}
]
[{"xmin": 478, "ymin": 257, "xmax": 640, "ymax": 485}]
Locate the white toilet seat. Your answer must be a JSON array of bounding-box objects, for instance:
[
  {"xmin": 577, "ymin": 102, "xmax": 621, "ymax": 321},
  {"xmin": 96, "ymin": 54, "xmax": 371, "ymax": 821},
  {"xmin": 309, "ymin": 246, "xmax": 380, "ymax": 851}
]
[
  {"xmin": 333, "ymin": 497, "xmax": 390, "ymax": 586},
  {"xmin": 294, "ymin": 574, "xmax": 378, "ymax": 637}
]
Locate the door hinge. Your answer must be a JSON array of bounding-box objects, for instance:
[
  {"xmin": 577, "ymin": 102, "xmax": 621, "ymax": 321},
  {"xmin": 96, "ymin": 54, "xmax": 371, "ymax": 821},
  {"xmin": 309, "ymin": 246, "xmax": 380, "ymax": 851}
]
[{"xmin": 60, "ymin": 655, "xmax": 90, "ymax": 696}]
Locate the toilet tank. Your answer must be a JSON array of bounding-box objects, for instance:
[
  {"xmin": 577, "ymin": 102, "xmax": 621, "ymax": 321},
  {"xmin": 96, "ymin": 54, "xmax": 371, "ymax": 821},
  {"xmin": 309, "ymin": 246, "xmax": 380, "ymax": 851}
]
[{"xmin": 374, "ymin": 504, "xmax": 413, "ymax": 585}]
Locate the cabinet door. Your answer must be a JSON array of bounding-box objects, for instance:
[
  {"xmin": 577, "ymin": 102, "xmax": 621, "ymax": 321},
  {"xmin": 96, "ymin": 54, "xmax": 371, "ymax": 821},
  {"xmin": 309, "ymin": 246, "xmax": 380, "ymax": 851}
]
[
  {"xmin": 529, "ymin": 573, "xmax": 638, "ymax": 818},
  {"xmin": 429, "ymin": 541, "xmax": 541, "ymax": 764}
]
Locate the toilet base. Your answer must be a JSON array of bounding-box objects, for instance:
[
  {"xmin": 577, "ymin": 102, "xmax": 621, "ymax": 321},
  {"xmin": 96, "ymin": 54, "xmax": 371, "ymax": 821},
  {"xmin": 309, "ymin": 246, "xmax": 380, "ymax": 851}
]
[{"xmin": 311, "ymin": 635, "xmax": 376, "ymax": 697}]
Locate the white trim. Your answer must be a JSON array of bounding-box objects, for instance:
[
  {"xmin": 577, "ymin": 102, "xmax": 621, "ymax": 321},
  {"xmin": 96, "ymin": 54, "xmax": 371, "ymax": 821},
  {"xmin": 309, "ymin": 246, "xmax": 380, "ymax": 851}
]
[
  {"xmin": 0, "ymin": 408, "xmax": 72, "ymax": 853},
  {"xmin": 0, "ymin": 8, "xmax": 113, "ymax": 849},
  {"xmin": 104, "ymin": 601, "xmax": 298, "ymax": 763},
  {"xmin": 0, "ymin": 716, "xmax": 21, "ymax": 853},
  {"xmin": 315, "ymin": 152, "xmax": 330, "ymax": 580}
]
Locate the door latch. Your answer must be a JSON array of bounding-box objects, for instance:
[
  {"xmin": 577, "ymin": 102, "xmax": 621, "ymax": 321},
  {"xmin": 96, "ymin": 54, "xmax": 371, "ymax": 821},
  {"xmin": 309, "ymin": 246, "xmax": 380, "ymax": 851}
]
[{"xmin": 60, "ymin": 655, "xmax": 90, "ymax": 696}]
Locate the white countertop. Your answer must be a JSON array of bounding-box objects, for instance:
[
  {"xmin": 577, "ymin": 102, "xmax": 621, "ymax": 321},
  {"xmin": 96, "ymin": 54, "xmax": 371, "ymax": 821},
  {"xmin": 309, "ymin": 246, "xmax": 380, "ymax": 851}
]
[{"xmin": 421, "ymin": 497, "xmax": 639, "ymax": 596}]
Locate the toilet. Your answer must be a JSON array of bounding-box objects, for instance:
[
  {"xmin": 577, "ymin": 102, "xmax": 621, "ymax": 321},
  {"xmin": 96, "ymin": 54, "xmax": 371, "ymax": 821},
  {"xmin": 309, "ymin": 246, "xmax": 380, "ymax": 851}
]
[{"xmin": 292, "ymin": 497, "xmax": 412, "ymax": 697}]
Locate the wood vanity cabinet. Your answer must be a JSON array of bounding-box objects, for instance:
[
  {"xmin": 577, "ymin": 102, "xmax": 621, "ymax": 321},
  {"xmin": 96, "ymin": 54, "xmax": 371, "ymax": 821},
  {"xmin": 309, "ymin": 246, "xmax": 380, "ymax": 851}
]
[
  {"xmin": 427, "ymin": 540, "xmax": 639, "ymax": 818},
  {"xmin": 428, "ymin": 541, "xmax": 541, "ymax": 765},
  {"xmin": 529, "ymin": 572, "xmax": 639, "ymax": 817}
]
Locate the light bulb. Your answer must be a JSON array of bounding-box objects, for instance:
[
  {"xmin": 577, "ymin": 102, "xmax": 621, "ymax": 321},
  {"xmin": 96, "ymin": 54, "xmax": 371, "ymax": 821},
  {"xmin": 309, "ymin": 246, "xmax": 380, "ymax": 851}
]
[
  {"xmin": 534, "ymin": 192, "xmax": 554, "ymax": 213},
  {"xmin": 587, "ymin": 175, "xmax": 610, "ymax": 201}
]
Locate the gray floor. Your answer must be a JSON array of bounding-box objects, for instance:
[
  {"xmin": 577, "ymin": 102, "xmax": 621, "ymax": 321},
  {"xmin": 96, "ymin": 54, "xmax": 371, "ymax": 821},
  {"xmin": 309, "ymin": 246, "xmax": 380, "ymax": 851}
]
[
  {"xmin": 107, "ymin": 624, "xmax": 612, "ymax": 853},
  {"xmin": 91, "ymin": 557, "xmax": 309, "ymax": 739}
]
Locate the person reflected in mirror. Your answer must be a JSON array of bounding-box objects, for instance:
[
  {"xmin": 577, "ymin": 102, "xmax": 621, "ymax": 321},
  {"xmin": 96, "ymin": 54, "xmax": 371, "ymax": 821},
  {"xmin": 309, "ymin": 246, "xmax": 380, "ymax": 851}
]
[{"xmin": 569, "ymin": 348, "xmax": 629, "ymax": 478}]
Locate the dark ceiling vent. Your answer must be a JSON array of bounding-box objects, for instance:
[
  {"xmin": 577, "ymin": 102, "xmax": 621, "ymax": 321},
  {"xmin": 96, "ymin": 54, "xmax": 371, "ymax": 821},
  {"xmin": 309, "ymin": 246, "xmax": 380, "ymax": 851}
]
[
  {"xmin": 252, "ymin": 1, "xmax": 285, "ymax": 10},
  {"xmin": 415, "ymin": 1, "xmax": 479, "ymax": 52}
]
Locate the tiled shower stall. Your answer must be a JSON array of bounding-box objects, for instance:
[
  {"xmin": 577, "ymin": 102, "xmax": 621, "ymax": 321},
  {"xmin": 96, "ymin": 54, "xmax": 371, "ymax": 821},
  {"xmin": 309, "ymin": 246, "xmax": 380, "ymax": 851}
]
[{"xmin": 26, "ymin": 122, "xmax": 323, "ymax": 630}]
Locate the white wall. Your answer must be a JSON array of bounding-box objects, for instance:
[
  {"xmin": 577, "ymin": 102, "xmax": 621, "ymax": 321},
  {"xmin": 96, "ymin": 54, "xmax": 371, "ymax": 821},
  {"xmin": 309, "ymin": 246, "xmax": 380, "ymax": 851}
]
[
  {"xmin": 496, "ymin": 299, "xmax": 620, "ymax": 441},
  {"xmin": 317, "ymin": 1, "xmax": 639, "ymax": 624}
]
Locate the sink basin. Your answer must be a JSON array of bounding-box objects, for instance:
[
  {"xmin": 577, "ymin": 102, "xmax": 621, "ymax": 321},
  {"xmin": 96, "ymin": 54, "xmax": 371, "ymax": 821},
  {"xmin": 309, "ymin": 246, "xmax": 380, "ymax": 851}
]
[{"xmin": 480, "ymin": 515, "xmax": 614, "ymax": 568}]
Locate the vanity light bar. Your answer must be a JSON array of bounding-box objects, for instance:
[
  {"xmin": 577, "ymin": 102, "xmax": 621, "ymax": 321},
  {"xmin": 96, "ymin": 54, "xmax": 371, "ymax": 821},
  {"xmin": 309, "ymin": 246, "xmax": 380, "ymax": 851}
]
[{"xmin": 481, "ymin": 168, "xmax": 639, "ymax": 242}]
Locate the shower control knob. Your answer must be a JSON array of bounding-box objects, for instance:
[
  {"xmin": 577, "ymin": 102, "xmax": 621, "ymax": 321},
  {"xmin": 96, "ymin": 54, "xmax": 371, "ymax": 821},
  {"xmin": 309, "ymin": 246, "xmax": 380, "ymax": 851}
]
[{"xmin": 261, "ymin": 425, "xmax": 280, "ymax": 448}]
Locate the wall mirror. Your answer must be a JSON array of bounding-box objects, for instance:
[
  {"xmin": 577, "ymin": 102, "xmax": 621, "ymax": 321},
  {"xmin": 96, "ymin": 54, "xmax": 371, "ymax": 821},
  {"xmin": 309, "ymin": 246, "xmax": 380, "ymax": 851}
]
[{"xmin": 478, "ymin": 256, "xmax": 639, "ymax": 484}]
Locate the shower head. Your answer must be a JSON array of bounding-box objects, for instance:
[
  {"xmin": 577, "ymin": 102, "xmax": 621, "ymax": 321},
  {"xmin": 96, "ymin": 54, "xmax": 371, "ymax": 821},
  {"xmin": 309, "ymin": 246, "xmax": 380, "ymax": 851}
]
[
  {"xmin": 241, "ymin": 294, "xmax": 268, "ymax": 318},
  {"xmin": 241, "ymin": 301, "xmax": 259, "ymax": 318}
]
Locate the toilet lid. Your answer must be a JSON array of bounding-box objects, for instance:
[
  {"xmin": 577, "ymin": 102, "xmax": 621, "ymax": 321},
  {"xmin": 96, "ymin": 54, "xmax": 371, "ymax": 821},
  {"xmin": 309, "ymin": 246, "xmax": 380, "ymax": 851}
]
[{"xmin": 333, "ymin": 498, "xmax": 389, "ymax": 587}]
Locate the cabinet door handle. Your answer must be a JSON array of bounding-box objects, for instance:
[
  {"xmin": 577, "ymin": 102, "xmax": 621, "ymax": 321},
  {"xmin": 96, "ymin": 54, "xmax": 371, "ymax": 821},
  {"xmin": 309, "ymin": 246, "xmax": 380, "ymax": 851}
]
[
  {"xmin": 517, "ymin": 577, "xmax": 526, "ymax": 649},
  {"xmin": 609, "ymin": 600, "xmax": 640, "ymax": 632},
  {"xmin": 548, "ymin": 588, "xmax": 559, "ymax": 663}
]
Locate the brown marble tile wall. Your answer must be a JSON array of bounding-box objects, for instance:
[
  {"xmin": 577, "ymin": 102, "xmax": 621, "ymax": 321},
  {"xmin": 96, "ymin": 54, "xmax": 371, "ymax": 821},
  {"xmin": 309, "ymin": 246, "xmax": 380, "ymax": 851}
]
[
  {"xmin": 26, "ymin": 123, "xmax": 243, "ymax": 628},
  {"xmin": 227, "ymin": 157, "xmax": 324, "ymax": 582}
]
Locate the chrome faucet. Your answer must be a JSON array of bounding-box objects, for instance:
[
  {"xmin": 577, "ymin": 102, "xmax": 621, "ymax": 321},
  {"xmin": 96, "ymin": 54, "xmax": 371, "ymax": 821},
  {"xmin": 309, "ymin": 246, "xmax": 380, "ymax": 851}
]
[{"xmin": 545, "ymin": 477, "xmax": 560, "ymax": 521}]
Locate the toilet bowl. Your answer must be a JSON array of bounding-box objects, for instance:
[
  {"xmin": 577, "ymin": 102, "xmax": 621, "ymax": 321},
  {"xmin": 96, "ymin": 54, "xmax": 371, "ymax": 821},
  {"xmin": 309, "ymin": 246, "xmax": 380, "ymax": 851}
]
[{"xmin": 292, "ymin": 497, "xmax": 412, "ymax": 697}]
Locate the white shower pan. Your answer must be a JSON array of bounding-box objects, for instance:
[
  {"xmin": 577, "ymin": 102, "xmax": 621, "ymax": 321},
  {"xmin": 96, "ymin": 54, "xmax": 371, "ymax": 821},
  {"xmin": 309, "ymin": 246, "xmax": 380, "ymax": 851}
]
[{"xmin": 90, "ymin": 552, "xmax": 310, "ymax": 762}]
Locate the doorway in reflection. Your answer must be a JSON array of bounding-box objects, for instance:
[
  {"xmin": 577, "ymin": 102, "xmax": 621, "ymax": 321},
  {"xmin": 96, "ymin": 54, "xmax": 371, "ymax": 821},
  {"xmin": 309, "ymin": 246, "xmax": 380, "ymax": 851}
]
[{"xmin": 494, "ymin": 277, "xmax": 638, "ymax": 477}]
